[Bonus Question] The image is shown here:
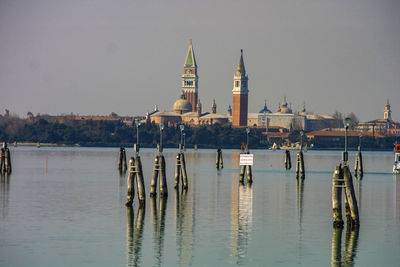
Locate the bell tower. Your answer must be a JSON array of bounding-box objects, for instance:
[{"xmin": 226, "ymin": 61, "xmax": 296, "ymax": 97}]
[
  {"xmin": 182, "ymin": 38, "xmax": 199, "ymax": 112},
  {"xmin": 384, "ymin": 99, "xmax": 392, "ymax": 120},
  {"xmin": 232, "ymin": 49, "xmax": 249, "ymax": 127}
]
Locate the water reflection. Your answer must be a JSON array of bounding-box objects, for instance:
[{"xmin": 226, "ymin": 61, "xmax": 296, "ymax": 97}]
[
  {"xmin": 151, "ymin": 197, "xmax": 167, "ymax": 267},
  {"xmin": 0, "ymin": 174, "xmax": 10, "ymax": 218},
  {"xmin": 175, "ymin": 188, "xmax": 194, "ymax": 266},
  {"xmin": 126, "ymin": 205, "xmax": 145, "ymax": 267},
  {"xmin": 230, "ymin": 180, "xmax": 253, "ymax": 264},
  {"xmin": 296, "ymin": 178, "xmax": 304, "ymax": 223},
  {"xmin": 331, "ymin": 226, "xmax": 360, "ymax": 267},
  {"xmin": 395, "ymin": 175, "xmax": 400, "ymax": 224}
]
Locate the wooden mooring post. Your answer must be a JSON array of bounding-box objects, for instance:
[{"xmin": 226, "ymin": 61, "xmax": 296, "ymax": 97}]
[
  {"xmin": 284, "ymin": 150, "xmax": 291, "ymax": 170},
  {"xmin": 0, "ymin": 142, "xmax": 11, "ymax": 175},
  {"xmin": 150, "ymin": 123, "xmax": 168, "ymax": 198},
  {"xmin": 174, "ymin": 152, "xmax": 188, "ymax": 189},
  {"xmin": 295, "ymin": 151, "xmax": 305, "ymax": 179},
  {"xmin": 125, "ymin": 155, "xmax": 146, "ymax": 207},
  {"xmin": 118, "ymin": 147, "xmax": 127, "ymax": 172},
  {"xmin": 331, "ymin": 162, "xmax": 360, "ymax": 228},
  {"xmin": 216, "ymin": 148, "xmax": 223, "ymax": 169},
  {"xmin": 354, "ymin": 151, "xmax": 363, "ymax": 179}
]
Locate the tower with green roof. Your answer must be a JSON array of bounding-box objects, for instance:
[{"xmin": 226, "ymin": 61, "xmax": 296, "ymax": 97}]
[{"xmin": 182, "ymin": 38, "xmax": 199, "ymax": 112}]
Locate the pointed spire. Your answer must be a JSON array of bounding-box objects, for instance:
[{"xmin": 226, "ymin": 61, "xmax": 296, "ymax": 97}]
[
  {"xmin": 236, "ymin": 49, "xmax": 246, "ymax": 75},
  {"xmin": 184, "ymin": 38, "xmax": 197, "ymax": 67}
]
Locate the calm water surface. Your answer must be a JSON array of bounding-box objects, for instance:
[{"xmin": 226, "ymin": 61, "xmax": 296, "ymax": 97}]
[{"xmin": 0, "ymin": 147, "xmax": 399, "ymax": 266}]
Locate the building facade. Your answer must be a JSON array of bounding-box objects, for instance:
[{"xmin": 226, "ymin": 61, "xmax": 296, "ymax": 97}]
[{"xmin": 182, "ymin": 38, "xmax": 199, "ymax": 112}]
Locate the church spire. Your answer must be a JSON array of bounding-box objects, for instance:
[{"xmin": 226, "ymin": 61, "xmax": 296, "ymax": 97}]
[
  {"xmin": 184, "ymin": 38, "xmax": 197, "ymax": 68},
  {"xmin": 236, "ymin": 49, "xmax": 246, "ymax": 75}
]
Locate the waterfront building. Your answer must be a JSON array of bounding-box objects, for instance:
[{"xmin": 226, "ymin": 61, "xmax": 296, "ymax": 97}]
[{"xmin": 356, "ymin": 100, "xmax": 400, "ymax": 136}]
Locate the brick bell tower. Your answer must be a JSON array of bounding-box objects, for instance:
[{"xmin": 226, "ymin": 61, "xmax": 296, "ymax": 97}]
[
  {"xmin": 182, "ymin": 38, "xmax": 199, "ymax": 112},
  {"xmin": 232, "ymin": 49, "xmax": 249, "ymax": 127}
]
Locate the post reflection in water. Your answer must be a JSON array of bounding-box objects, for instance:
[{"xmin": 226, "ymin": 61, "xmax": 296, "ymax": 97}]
[
  {"xmin": 331, "ymin": 226, "xmax": 360, "ymax": 267},
  {"xmin": 1, "ymin": 174, "xmax": 10, "ymax": 218},
  {"xmin": 175, "ymin": 188, "xmax": 194, "ymax": 266},
  {"xmin": 395, "ymin": 175, "xmax": 400, "ymax": 224},
  {"xmin": 151, "ymin": 196, "xmax": 167, "ymax": 267},
  {"xmin": 126, "ymin": 205, "xmax": 145, "ymax": 267},
  {"xmin": 296, "ymin": 178, "xmax": 304, "ymax": 223},
  {"xmin": 230, "ymin": 180, "xmax": 253, "ymax": 264}
]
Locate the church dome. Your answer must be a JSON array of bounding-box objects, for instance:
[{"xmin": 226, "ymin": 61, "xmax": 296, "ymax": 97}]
[
  {"xmin": 173, "ymin": 93, "xmax": 192, "ymax": 114},
  {"xmin": 259, "ymin": 101, "xmax": 271, "ymax": 114},
  {"xmin": 277, "ymin": 98, "xmax": 292, "ymax": 114}
]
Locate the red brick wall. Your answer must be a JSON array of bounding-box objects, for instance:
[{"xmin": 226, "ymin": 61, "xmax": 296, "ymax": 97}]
[{"xmin": 232, "ymin": 93, "xmax": 248, "ymax": 127}]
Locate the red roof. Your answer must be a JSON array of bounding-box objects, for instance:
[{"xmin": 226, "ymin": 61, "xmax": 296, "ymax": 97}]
[{"xmin": 306, "ymin": 130, "xmax": 384, "ymax": 138}]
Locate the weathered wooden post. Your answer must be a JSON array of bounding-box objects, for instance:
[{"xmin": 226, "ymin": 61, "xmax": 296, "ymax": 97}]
[
  {"xmin": 180, "ymin": 153, "xmax": 188, "ymax": 189},
  {"xmin": 122, "ymin": 148, "xmax": 127, "ymax": 170},
  {"xmin": 125, "ymin": 157, "xmax": 136, "ymax": 207},
  {"xmin": 118, "ymin": 147, "xmax": 124, "ymax": 171},
  {"xmin": 284, "ymin": 150, "xmax": 291, "ymax": 170},
  {"xmin": 174, "ymin": 154, "xmax": 181, "ymax": 189},
  {"xmin": 150, "ymin": 156, "xmax": 160, "ymax": 197},
  {"xmin": 216, "ymin": 148, "xmax": 223, "ymax": 169},
  {"xmin": 295, "ymin": 152, "xmax": 300, "ymax": 178},
  {"xmin": 159, "ymin": 154, "xmax": 168, "ymax": 197},
  {"xmin": 354, "ymin": 135, "xmax": 363, "ymax": 179},
  {"xmin": 332, "ymin": 163, "xmax": 344, "ymax": 228},
  {"xmin": 135, "ymin": 156, "xmax": 146, "ymax": 205},
  {"xmin": 151, "ymin": 123, "xmax": 168, "ymax": 198},
  {"xmin": 0, "ymin": 144, "xmax": 5, "ymax": 175},
  {"xmin": 343, "ymin": 165, "xmax": 359, "ymax": 227},
  {"xmin": 299, "ymin": 151, "xmax": 305, "ymax": 178},
  {"xmin": 216, "ymin": 149, "xmax": 220, "ymax": 169},
  {"xmin": 246, "ymin": 165, "xmax": 252, "ymax": 183}
]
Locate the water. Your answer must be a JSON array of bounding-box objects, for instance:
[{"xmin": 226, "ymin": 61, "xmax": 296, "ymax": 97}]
[{"xmin": 0, "ymin": 147, "xmax": 399, "ymax": 266}]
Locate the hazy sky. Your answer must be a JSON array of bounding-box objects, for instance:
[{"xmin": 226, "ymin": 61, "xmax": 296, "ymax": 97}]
[{"xmin": 1, "ymin": 0, "xmax": 399, "ymax": 121}]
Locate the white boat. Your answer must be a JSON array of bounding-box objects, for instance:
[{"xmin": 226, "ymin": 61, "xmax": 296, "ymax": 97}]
[{"xmin": 393, "ymin": 145, "xmax": 400, "ymax": 174}]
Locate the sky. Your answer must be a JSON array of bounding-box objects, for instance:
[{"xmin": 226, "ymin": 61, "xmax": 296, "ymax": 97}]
[{"xmin": 1, "ymin": 0, "xmax": 399, "ymax": 122}]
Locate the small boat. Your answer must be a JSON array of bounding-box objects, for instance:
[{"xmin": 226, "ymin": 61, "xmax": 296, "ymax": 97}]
[{"xmin": 393, "ymin": 144, "xmax": 400, "ymax": 174}]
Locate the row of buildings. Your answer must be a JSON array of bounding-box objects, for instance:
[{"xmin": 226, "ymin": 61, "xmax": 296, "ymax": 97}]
[{"xmin": 147, "ymin": 40, "xmax": 340, "ymax": 132}]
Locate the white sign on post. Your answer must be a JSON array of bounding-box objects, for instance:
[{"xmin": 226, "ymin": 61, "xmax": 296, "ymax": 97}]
[{"xmin": 240, "ymin": 154, "xmax": 254, "ymax": 166}]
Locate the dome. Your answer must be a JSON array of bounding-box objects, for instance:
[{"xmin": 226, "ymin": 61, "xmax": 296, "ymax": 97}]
[
  {"xmin": 259, "ymin": 101, "xmax": 271, "ymax": 114},
  {"xmin": 173, "ymin": 93, "xmax": 192, "ymax": 114},
  {"xmin": 277, "ymin": 98, "xmax": 292, "ymax": 114}
]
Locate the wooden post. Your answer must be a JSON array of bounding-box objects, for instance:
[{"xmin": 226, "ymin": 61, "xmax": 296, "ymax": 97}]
[
  {"xmin": 125, "ymin": 157, "xmax": 135, "ymax": 207},
  {"xmin": 246, "ymin": 165, "xmax": 253, "ymax": 183},
  {"xmin": 219, "ymin": 149, "xmax": 223, "ymax": 169},
  {"xmin": 343, "ymin": 165, "xmax": 360, "ymax": 227},
  {"xmin": 118, "ymin": 147, "xmax": 124, "ymax": 171},
  {"xmin": 284, "ymin": 150, "xmax": 291, "ymax": 170},
  {"xmin": 180, "ymin": 153, "xmax": 188, "ymax": 189},
  {"xmin": 239, "ymin": 165, "xmax": 246, "ymax": 183},
  {"xmin": 295, "ymin": 153, "xmax": 300, "ymax": 178},
  {"xmin": 174, "ymin": 154, "xmax": 181, "ymax": 189},
  {"xmin": 332, "ymin": 163, "xmax": 344, "ymax": 228},
  {"xmin": 159, "ymin": 155, "xmax": 168, "ymax": 197},
  {"xmin": 354, "ymin": 152, "xmax": 363, "ymax": 179},
  {"xmin": 0, "ymin": 148, "xmax": 5, "ymax": 175},
  {"xmin": 150, "ymin": 156, "xmax": 159, "ymax": 197},
  {"xmin": 122, "ymin": 148, "xmax": 127, "ymax": 171},
  {"xmin": 299, "ymin": 151, "xmax": 305, "ymax": 179},
  {"xmin": 135, "ymin": 156, "xmax": 146, "ymax": 205},
  {"xmin": 216, "ymin": 149, "xmax": 220, "ymax": 169}
]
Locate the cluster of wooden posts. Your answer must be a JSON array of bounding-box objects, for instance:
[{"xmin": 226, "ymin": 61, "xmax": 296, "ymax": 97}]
[
  {"xmin": 284, "ymin": 149, "xmax": 305, "ymax": 179},
  {"xmin": 120, "ymin": 145, "xmax": 188, "ymax": 207},
  {"xmin": 0, "ymin": 142, "xmax": 12, "ymax": 175},
  {"xmin": 332, "ymin": 162, "xmax": 360, "ymax": 228}
]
